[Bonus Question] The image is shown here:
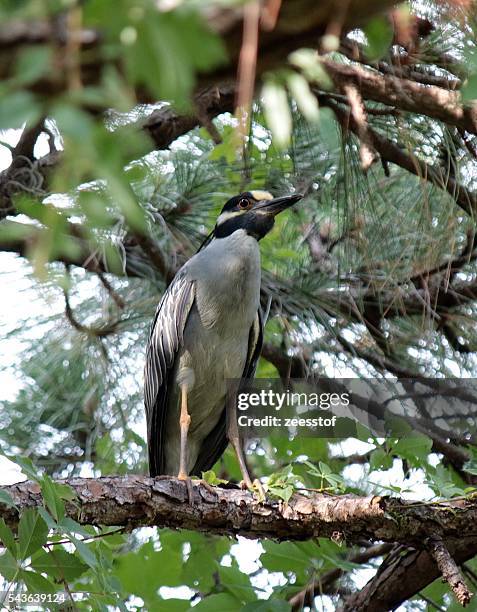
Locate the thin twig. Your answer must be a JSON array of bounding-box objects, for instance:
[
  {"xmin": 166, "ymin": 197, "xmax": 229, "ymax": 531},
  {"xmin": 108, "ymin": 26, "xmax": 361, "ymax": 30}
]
[
  {"xmin": 65, "ymin": 4, "xmax": 83, "ymax": 91},
  {"xmin": 343, "ymin": 83, "xmax": 377, "ymax": 171},
  {"xmin": 63, "ymin": 288, "xmax": 120, "ymax": 338},
  {"xmin": 45, "ymin": 526, "xmax": 126, "ymax": 547},
  {"xmin": 96, "ymin": 269, "xmax": 125, "ymax": 309},
  {"xmin": 235, "ymin": 1, "xmax": 260, "ymax": 143}
]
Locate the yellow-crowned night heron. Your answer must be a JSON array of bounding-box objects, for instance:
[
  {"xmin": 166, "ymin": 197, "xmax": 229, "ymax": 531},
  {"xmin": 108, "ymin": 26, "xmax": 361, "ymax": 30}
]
[{"xmin": 144, "ymin": 190, "xmax": 302, "ymax": 487}]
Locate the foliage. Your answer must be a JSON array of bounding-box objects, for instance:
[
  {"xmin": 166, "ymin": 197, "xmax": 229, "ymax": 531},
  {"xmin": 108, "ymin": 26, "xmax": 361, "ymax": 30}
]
[{"xmin": 0, "ymin": 0, "xmax": 477, "ymax": 610}]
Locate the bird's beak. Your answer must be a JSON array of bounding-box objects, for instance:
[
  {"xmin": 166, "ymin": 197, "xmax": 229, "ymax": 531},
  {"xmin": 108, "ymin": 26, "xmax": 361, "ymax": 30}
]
[{"xmin": 254, "ymin": 193, "xmax": 303, "ymax": 217}]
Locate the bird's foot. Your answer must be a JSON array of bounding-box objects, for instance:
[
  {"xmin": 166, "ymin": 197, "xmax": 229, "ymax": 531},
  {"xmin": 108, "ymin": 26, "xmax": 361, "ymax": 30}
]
[
  {"xmin": 177, "ymin": 472, "xmax": 195, "ymax": 505},
  {"xmin": 253, "ymin": 478, "xmax": 266, "ymax": 503},
  {"xmin": 239, "ymin": 478, "xmax": 266, "ymax": 502},
  {"xmin": 182, "ymin": 478, "xmax": 220, "ymax": 502},
  {"xmin": 193, "ymin": 478, "xmax": 218, "ymax": 497}
]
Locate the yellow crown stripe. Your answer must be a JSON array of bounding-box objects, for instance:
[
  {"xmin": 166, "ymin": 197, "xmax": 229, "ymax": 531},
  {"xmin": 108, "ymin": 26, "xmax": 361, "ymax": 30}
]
[{"xmin": 250, "ymin": 190, "xmax": 273, "ymax": 201}]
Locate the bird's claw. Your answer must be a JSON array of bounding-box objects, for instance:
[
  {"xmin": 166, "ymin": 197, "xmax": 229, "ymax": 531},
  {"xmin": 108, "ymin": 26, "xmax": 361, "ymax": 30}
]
[
  {"xmin": 177, "ymin": 474, "xmax": 195, "ymax": 505},
  {"xmin": 239, "ymin": 478, "xmax": 266, "ymax": 502},
  {"xmin": 253, "ymin": 478, "xmax": 266, "ymax": 503},
  {"xmin": 194, "ymin": 478, "xmax": 218, "ymax": 497}
]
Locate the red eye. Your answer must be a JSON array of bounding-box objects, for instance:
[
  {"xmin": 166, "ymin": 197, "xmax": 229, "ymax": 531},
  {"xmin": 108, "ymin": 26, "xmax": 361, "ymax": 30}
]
[{"xmin": 238, "ymin": 198, "xmax": 250, "ymax": 209}]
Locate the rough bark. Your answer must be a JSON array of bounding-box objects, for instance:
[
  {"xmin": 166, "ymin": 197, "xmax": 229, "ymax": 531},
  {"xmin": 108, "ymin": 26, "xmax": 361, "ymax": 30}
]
[
  {"xmin": 2, "ymin": 475, "xmax": 477, "ymax": 608},
  {"xmin": 322, "ymin": 59, "xmax": 477, "ymax": 135},
  {"xmin": 143, "ymin": 84, "xmax": 235, "ymax": 151},
  {"xmin": 428, "ymin": 536, "xmax": 474, "ymax": 606},
  {"xmin": 341, "ymin": 539, "xmax": 477, "ymax": 611},
  {"xmin": 1, "ymin": 476, "xmax": 477, "ymax": 546}
]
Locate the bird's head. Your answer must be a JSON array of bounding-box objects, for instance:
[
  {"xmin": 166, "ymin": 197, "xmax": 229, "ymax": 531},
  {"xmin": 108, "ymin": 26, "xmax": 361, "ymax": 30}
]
[{"xmin": 213, "ymin": 190, "xmax": 302, "ymax": 241}]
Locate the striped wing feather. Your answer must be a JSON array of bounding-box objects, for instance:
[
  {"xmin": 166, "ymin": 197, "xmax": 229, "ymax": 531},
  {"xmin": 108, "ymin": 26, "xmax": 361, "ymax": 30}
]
[{"xmin": 144, "ymin": 272, "xmax": 195, "ymax": 476}]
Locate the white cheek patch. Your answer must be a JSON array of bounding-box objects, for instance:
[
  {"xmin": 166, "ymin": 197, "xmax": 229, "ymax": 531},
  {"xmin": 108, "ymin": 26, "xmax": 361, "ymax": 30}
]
[
  {"xmin": 250, "ymin": 190, "xmax": 273, "ymax": 201},
  {"xmin": 216, "ymin": 211, "xmax": 243, "ymax": 226}
]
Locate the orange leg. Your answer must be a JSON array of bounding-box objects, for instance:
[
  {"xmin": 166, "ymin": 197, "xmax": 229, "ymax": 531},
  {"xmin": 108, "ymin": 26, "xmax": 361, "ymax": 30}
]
[
  {"xmin": 230, "ymin": 436, "xmax": 254, "ymax": 489},
  {"xmin": 228, "ymin": 398, "xmax": 265, "ymax": 497},
  {"xmin": 177, "ymin": 385, "xmax": 191, "ymax": 480}
]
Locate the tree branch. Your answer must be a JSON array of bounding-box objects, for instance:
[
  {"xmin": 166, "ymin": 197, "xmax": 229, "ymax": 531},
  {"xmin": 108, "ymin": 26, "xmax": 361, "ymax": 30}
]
[
  {"xmin": 0, "ymin": 1, "xmax": 401, "ymax": 101},
  {"xmin": 289, "ymin": 542, "xmax": 394, "ymax": 609},
  {"xmin": 322, "ymin": 97, "xmax": 477, "ymax": 216},
  {"xmin": 341, "ymin": 539, "xmax": 477, "ymax": 611},
  {"xmin": 143, "ymin": 85, "xmax": 235, "ymax": 151},
  {"xmin": 321, "ymin": 58, "xmax": 477, "ymax": 135},
  {"xmin": 427, "ymin": 536, "xmax": 474, "ymax": 606},
  {"xmin": 0, "ymin": 220, "xmax": 156, "ymax": 280},
  {"xmin": 339, "ymin": 40, "xmax": 462, "ymax": 90},
  {"xmin": 2, "ymin": 476, "xmax": 477, "ymax": 546}
]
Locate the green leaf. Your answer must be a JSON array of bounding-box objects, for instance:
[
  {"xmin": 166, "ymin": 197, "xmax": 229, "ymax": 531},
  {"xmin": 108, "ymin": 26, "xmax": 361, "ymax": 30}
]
[
  {"xmin": 11, "ymin": 456, "xmax": 39, "ymax": 482},
  {"xmin": 52, "ymin": 104, "xmax": 94, "ymax": 141},
  {"xmin": 0, "ymin": 490, "xmax": 16, "ymax": 510},
  {"xmin": 318, "ymin": 108, "xmax": 340, "ymax": 151},
  {"xmin": 463, "ymin": 460, "xmax": 477, "ymax": 476},
  {"xmin": 54, "ymin": 483, "xmax": 77, "ymax": 503},
  {"xmin": 0, "ymin": 91, "xmax": 41, "ymax": 129},
  {"xmin": 201, "ymin": 470, "xmax": 228, "ymax": 486},
  {"xmin": 209, "ymin": 126, "xmax": 239, "ymax": 163},
  {"xmin": 100, "ymin": 169, "xmax": 146, "ymax": 232},
  {"xmin": 58, "ymin": 517, "xmax": 92, "ymax": 538},
  {"xmin": 37, "ymin": 508, "xmax": 58, "ymax": 530},
  {"xmin": 193, "ymin": 593, "xmax": 242, "ymax": 611},
  {"xmin": 155, "ymin": 600, "xmax": 190, "ymax": 611},
  {"xmin": 287, "ymin": 72, "xmax": 320, "ymax": 123},
  {"xmin": 125, "ymin": 8, "xmax": 225, "ymax": 108},
  {"xmin": 321, "ymin": 552, "xmax": 359, "ymax": 572},
  {"xmin": 0, "ymin": 221, "xmax": 36, "ymax": 245},
  {"xmin": 261, "ymin": 541, "xmax": 311, "ymax": 573},
  {"xmin": 78, "ymin": 191, "xmax": 114, "ymax": 228},
  {"xmin": 218, "ymin": 564, "xmax": 256, "ymax": 603},
  {"xmin": 0, "ymin": 519, "xmax": 17, "ymax": 557},
  {"xmin": 267, "ymin": 484, "xmax": 294, "ymax": 503},
  {"xmin": 181, "ymin": 547, "xmax": 216, "ymax": 592},
  {"xmin": 115, "ymin": 541, "xmax": 182, "ymax": 605},
  {"xmin": 462, "ymin": 73, "xmax": 477, "ymax": 102},
  {"xmin": 31, "ymin": 549, "xmax": 88, "ymax": 581},
  {"xmin": 424, "ymin": 463, "xmax": 465, "ymax": 498},
  {"xmin": 21, "ymin": 570, "xmax": 56, "ymax": 594},
  {"xmin": 370, "ymin": 448, "xmax": 393, "ymax": 471},
  {"xmin": 318, "ymin": 461, "xmax": 331, "ymax": 475},
  {"xmin": 289, "ymin": 49, "xmax": 332, "ymax": 88},
  {"xmin": 41, "ymin": 475, "xmax": 65, "ymax": 522},
  {"xmin": 392, "ymin": 434, "xmax": 432, "ymax": 465},
  {"xmin": 363, "ymin": 16, "xmax": 393, "ymax": 60},
  {"xmin": 0, "ymin": 550, "xmax": 18, "ymax": 581},
  {"xmin": 18, "ymin": 509, "xmax": 48, "ymax": 560},
  {"xmin": 69, "ymin": 535, "xmax": 98, "ymax": 569},
  {"xmin": 14, "ymin": 45, "xmax": 52, "ymax": 85},
  {"xmin": 262, "ymin": 80, "xmax": 292, "ymax": 148}
]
